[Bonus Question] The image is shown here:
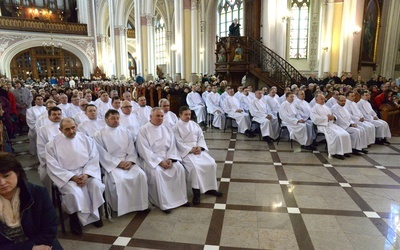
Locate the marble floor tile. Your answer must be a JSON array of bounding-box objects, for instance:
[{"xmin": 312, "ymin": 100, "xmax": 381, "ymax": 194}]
[
  {"xmin": 256, "ymin": 212, "xmax": 293, "ymax": 230},
  {"xmin": 220, "ymin": 225, "xmax": 259, "ymax": 249},
  {"xmin": 208, "ymin": 149, "xmax": 229, "ymax": 161},
  {"xmin": 283, "ymin": 165, "xmax": 337, "ymax": 183},
  {"xmin": 278, "ymin": 152, "xmax": 322, "ymax": 165},
  {"xmin": 234, "ymin": 140, "xmax": 270, "ymax": 150},
  {"xmin": 308, "ymin": 231, "xmax": 354, "ymax": 250},
  {"xmin": 335, "ymin": 167, "xmax": 400, "ymax": 185},
  {"xmin": 258, "ymin": 228, "xmax": 298, "ymax": 249},
  {"xmin": 293, "ymin": 186, "xmax": 361, "ymax": 211},
  {"xmin": 355, "ymin": 188, "xmax": 400, "ymax": 212},
  {"xmin": 346, "ymin": 233, "xmax": 395, "ymax": 250},
  {"xmin": 230, "ymin": 163, "xmax": 278, "ymax": 180},
  {"xmin": 335, "ymin": 216, "xmax": 383, "ymax": 235},
  {"xmin": 302, "ymin": 214, "xmax": 344, "ymax": 233},
  {"xmin": 366, "ymin": 155, "xmax": 400, "ymax": 167},
  {"xmin": 233, "ymin": 150, "xmax": 272, "ymax": 162},
  {"xmin": 58, "ymin": 239, "xmax": 111, "ymax": 250}
]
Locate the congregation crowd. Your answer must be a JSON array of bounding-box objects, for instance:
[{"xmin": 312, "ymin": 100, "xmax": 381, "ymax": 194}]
[{"xmin": 0, "ymin": 71, "xmax": 398, "ymax": 249}]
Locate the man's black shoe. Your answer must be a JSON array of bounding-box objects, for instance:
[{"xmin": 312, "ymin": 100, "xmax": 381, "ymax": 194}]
[
  {"xmin": 205, "ymin": 190, "xmax": 223, "ymax": 197},
  {"xmin": 352, "ymin": 149, "xmax": 362, "ymax": 156},
  {"xmin": 181, "ymin": 202, "xmax": 191, "ymax": 207},
  {"xmin": 382, "ymin": 138, "xmax": 391, "ymax": 144},
  {"xmin": 344, "ymin": 154, "xmax": 351, "ymax": 158},
  {"xmin": 162, "ymin": 209, "xmax": 172, "ymax": 214},
  {"xmin": 332, "ymin": 154, "xmax": 345, "ymax": 160},
  {"xmin": 301, "ymin": 145, "xmax": 313, "ymax": 150},
  {"xmin": 375, "ymin": 138, "xmax": 384, "ymax": 145},
  {"xmin": 93, "ymin": 219, "xmax": 103, "ymax": 228},
  {"xmin": 263, "ymin": 136, "xmax": 273, "ymax": 142},
  {"xmin": 192, "ymin": 188, "xmax": 201, "ymax": 205},
  {"xmin": 69, "ymin": 213, "xmax": 82, "ymax": 235},
  {"xmin": 361, "ymin": 149, "xmax": 368, "ymax": 154}
]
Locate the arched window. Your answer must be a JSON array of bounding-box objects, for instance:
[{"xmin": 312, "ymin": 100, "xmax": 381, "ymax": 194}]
[
  {"xmin": 154, "ymin": 16, "xmax": 166, "ymax": 66},
  {"xmin": 218, "ymin": 0, "xmax": 244, "ymax": 37},
  {"xmin": 10, "ymin": 47, "xmax": 83, "ymax": 80},
  {"xmin": 289, "ymin": 0, "xmax": 310, "ymax": 59}
]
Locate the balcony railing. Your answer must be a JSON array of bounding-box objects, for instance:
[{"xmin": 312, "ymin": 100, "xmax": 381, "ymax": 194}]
[{"xmin": 0, "ymin": 16, "xmax": 87, "ymax": 35}]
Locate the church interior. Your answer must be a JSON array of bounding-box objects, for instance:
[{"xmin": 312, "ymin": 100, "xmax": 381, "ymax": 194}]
[{"xmin": 1, "ymin": 0, "xmax": 400, "ymax": 249}]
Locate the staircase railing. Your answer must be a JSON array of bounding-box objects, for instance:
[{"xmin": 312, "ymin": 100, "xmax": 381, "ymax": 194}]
[{"xmin": 247, "ymin": 37, "xmax": 306, "ymax": 88}]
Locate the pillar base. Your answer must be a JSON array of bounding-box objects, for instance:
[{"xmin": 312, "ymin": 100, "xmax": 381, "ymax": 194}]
[
  {"xmin": 174, "ymin": 73, "xmax": 181, "ymax": 82},
  {"xmin": 146, "ymin": 74, "xmax": 154, "ymax": 81},
  {"xmin": 190, "ymin": 73, "xmax": 199, "ymax": 84}
]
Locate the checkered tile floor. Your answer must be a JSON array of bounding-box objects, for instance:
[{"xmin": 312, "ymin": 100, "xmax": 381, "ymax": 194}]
[{"xmin": 16, "ymin": 130, "xmax": 400, "ymax": 250}]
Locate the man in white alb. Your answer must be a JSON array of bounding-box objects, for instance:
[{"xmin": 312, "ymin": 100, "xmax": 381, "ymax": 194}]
[
  {"xmin": 173, "ymin": 106, "xmax": 222, "ymax": 205},
  {"xmin": 223, "ymin": 88, "xmax": 254, "ymax": 137},
  {"xmin": 73, "ymin": 99, "xmax": 89, "ymax": 125},
  {"xmin": 36, "ymin": 107, "xmax": 63, "ymax": 192},
  {"xmin": 186, "ymin": 85, "xmax": 206, "ymax": 126},
  {"xmin": 344, "ymin": 91, "xmax": 375, "ymax": 145},
  {"xmin": 311, "ymin": 94, "xmax": 352, "ymax": 160},
  {"xmin": 331, "ymin": 96, "xmax": 368, "ymax": 155},
  {"xmin": 134, "ymin": 96, "xmax": 152, "ymax": 127},
  {"xmin": 46, "ymin": 118, "xmax": 105, "ymax": 235},
  {"xmin": 78, "ymin": 104, "xmax": 106, "ymax": 137},
  {"xmin": 26, "ymin": 95, "xmax": 46, "ymax": 155},
  {"xmin": 357, "ymin": 90, "xmax": 391, "ymax": 144},
  {"xmin": 250, "ymin": 90, "xmax": 279, "ymax": 142},
  {"xmin": 119, "ymin": 100, "xmax": 140, "ymax": 140},
  {"xmin": 206, "ymin": 85, "xmax": 225, "ymax": 129},
  {"xmin": 136, "ymin": 107, "xmax": 188, "ymax": 213},
  {"xmin": 279, "ymin": 92, "xmax": 315, "ymax": 150},
  {"xmin": 159, "ymin": 98, "xmax": 178, "ymax": 130},
  {"xmin": 94, "ymin": 109, "xmax": 148, "ymax": 216}
]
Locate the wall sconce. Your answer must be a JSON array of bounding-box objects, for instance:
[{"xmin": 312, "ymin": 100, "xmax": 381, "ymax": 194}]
[
  {"xmin": 199, "ymin": 48, "xmax": 204, "ymax": 54},
  {"xmin": 322, "ymin": 47, "xmax": 329, "ymax": 52},
  {"xmin": 353, "ymin": 25, "xmax": 361, "ymax": 35}
]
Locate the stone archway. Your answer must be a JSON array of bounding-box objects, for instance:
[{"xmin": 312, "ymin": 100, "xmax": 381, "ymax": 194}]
[{"xmin": 1, "ymin": 37, "xmax": 93, "ymax": 78}]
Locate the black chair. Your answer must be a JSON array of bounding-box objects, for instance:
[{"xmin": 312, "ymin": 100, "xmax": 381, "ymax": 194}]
[
  {"xmin": 223, "ymin": 113, "xmax": 236, "ymax": 133},
  {"xmin": 52, "ymin": 184, "xmax": 66, "ymax": 233},
  {"xmin": 313, "ymin": 123, "xmax": 327, "ymax": 149},
  {"xmin": 52, "ymin": 175, "xmax": 110, "ymax": 234},
  {"xmin": 276, "ymin": 113, "xmax": 293, "ymax": 148},
  {"xmin": 248, "ymin": 112, "xmax": 262, "ymax": 141}
]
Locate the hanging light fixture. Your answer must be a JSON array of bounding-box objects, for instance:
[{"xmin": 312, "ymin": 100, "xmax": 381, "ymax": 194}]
[{"xmin": 42, "ymin": 34, "xmax": 62, "ymax": 55}]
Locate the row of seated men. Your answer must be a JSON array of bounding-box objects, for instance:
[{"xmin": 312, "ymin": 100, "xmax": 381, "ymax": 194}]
[
  {"xmin": 190, "ymin": 84, "xmax": 391, "ymax": 160},
  {"xmin": 25, "ymin": 92, "xmax": 222, "ymax": 235}
]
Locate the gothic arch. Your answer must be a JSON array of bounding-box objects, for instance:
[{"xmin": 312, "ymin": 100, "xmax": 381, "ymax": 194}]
[{"xmin": 0, "ymin": 38, "xmax": 93, "ymax": 78}]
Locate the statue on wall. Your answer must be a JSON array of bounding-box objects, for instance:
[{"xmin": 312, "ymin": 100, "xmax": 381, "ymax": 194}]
[
  {"xmin": 233, "ymin": 44, "xmax": 242, "ymax": 61},
  {"xmin": 218, "ymin": 44, "xmax": 226, "ymax": 62}
]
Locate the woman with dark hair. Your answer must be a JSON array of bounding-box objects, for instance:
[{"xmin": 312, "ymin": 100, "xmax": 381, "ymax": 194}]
[{"xmin": 0, "ymin": 153, "xmax": 62, "ymax": 250}]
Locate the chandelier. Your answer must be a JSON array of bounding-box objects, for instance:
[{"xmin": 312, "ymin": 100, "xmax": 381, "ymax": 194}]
[{"xmin": 42, "ymin": 35, "xmax": 62, "ymax": 55}]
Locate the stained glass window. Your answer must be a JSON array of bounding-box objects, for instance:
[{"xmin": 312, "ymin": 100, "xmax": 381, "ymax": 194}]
[
  {"xmin": 154, "ymin": 16, "xmax": 166, "ymax": 66},
  {"xmin": 289, "ymin": 0, "xmax": 310, "ymax": 59},
  {"xmin": 218, "ymin": 0, "xmax": 243, "ymax": 37}
]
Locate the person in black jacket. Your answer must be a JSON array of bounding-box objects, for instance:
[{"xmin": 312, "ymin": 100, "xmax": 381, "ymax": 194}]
[
  {"xmin": 229, "ymin": 18, "xmax": 241, "ymax": 37},
  {"xmin": 0, "ymin": 152, "xmax": 62, "ymax": 250}
]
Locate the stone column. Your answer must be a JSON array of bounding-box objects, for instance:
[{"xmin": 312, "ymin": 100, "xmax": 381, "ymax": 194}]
[
  {"xmin": 146, "ymin": 14, "xmax": 155, "ymax": 80},
  {"xmin": 114, "ymin": 26, "xmax": 128, "ymax": 78},
  {"xmin": 338, "ymin": 0, "xmax": 357, "ymax": 74},
  {"xmin": 318, "ymin": 0, "xmax": 334, "ymax": 76},
  {"xmin": 174, "ymin": 0, "xmax": 183, "ymax": 81},
  {"xmin": 191, "ymin": 0, "xmax": 198, "ymax": 78},
  {"xmin": 381, "ymin": 0, "xmax": 400, "ymax": 78}
]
